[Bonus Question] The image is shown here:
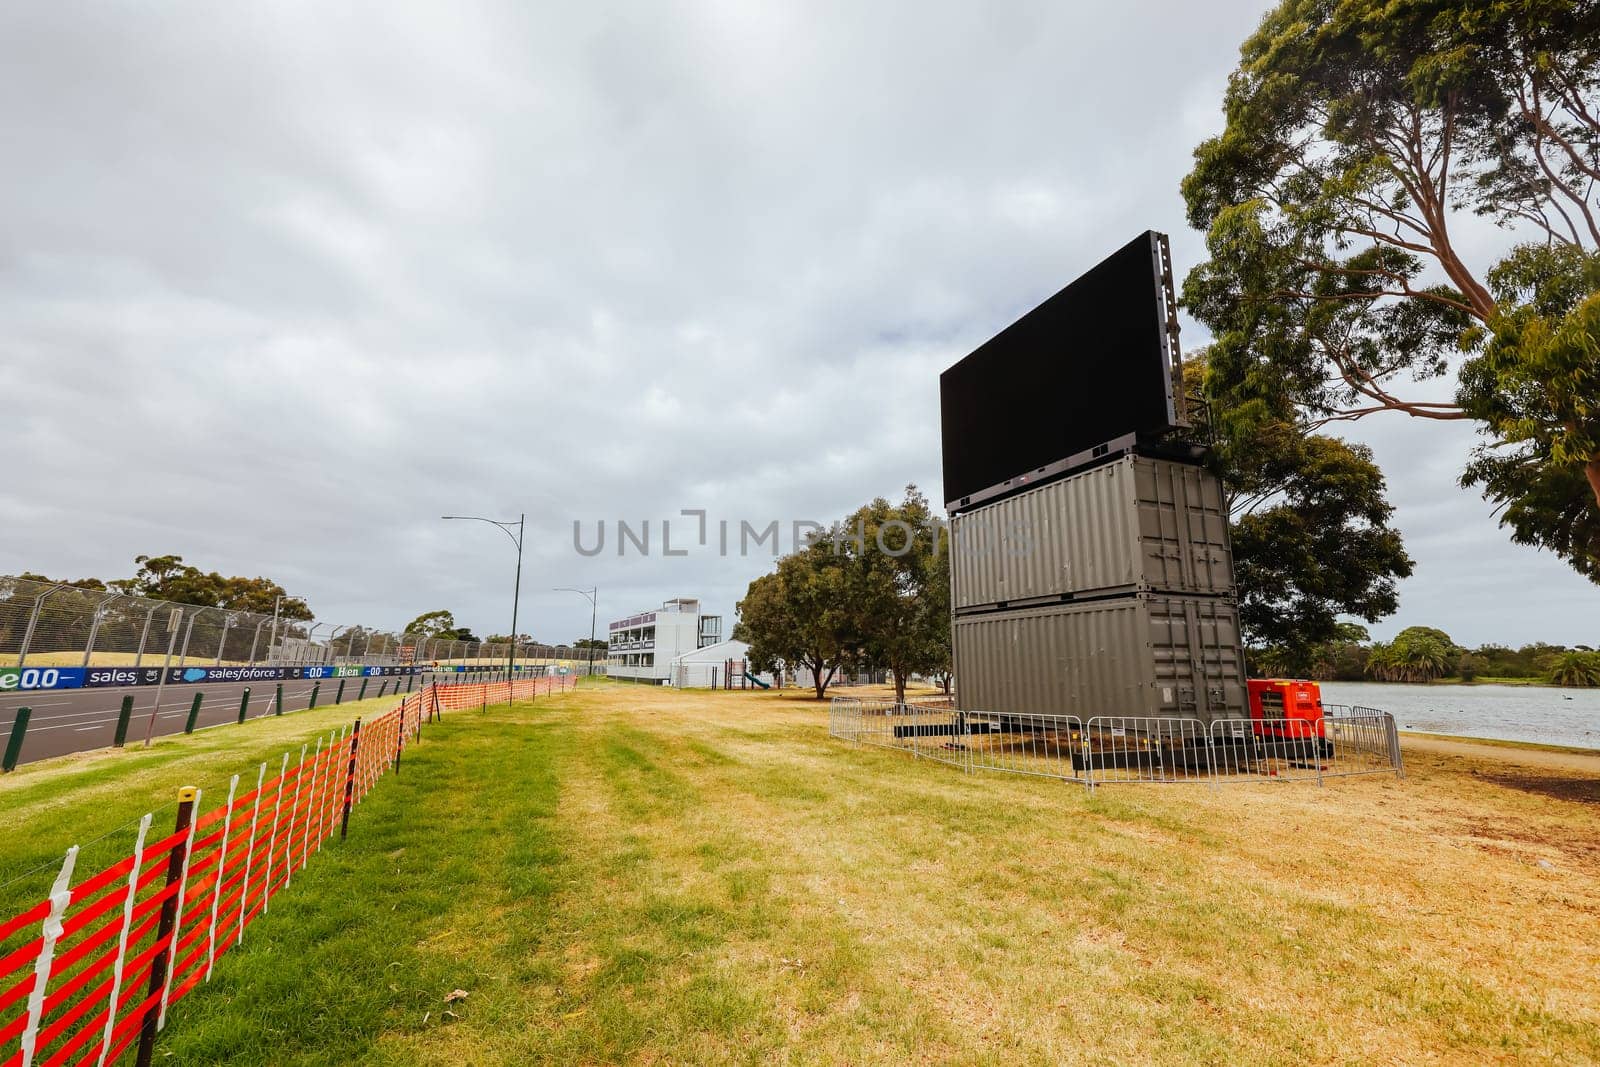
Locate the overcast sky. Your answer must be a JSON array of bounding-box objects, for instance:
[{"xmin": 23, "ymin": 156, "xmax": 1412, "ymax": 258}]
[{"xmin": 2, "ymin": 1, "xmax": 1594, "ymax": 650}]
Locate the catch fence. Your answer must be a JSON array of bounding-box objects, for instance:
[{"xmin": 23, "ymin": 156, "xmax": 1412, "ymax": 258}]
[
  {"xmin": 0, "ymin": 674, "xmax": 573, "ymax": 1067},
  {"xmin": 0, "ymin": 575, "xmax": 595, "ymax": 673},
  {"xmin": 828, "ymin": 699, "xmax": 1403, "ymax": 788}
]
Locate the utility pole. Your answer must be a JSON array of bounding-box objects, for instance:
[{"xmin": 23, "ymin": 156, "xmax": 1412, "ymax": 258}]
[
  {"xmin": 555, "ymin": 587, "xmax": 598, "ymax": 676},
  {"xmin": 442, "ymin": 513, "xmax": 525, "ymax": 680}
]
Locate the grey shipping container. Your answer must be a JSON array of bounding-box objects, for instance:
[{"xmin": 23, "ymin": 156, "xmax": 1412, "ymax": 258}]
[
  {"xmin": 952, "ymin": 595, "xmax": 1246, "ymax": 725},
  {"xmin": 948, "ymin": 455, "xmax": 1232, "ymax": 612}
]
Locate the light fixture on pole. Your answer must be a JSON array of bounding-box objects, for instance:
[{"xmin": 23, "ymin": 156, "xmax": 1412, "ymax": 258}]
[
  {"xmin": 442, "ymin": 513, "xmax": 525, "ymax": 681},
  {"xmin": 555, "ymin": 586, "xmax": 598, "ymax": 676}
]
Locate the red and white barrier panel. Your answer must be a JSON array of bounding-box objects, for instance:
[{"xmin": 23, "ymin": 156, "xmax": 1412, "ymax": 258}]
[{"xmin": 0, "ymin": 678, "xmax": 572, "ymax": 1065}]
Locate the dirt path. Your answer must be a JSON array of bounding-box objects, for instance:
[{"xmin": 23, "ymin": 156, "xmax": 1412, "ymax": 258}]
[{"xmin": 1401, "ymin": 733, "xmax": 1600, "ymax": 775}]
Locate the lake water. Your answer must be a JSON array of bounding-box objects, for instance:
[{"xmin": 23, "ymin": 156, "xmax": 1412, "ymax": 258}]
[{"xmin": 1319, "ymin": 681, "xmax": 1600, "ymax": 751}]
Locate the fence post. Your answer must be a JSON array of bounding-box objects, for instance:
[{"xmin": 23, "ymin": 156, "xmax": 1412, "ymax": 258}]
[
  {"xmin": 1206, "ymin": 722, "xmax": 1219, "ymax": 791},
  {"xmin": 275, "ymin": 683, "xmax": 284, "ymax": 715},
  {"xmin": 335, "ymin": 679, "xmax": 346, "ymax": 705},
  {"xmin": 234, "ymin": 762, "xmax": 267, "ymax": 948},
  {"xmin": 4, "ymin": 707, "xmax": 32, "ymax": 771},
  {"xmin": 114, "ymin": 695, "xmax": 135, "ymax": 748},
  {"xmin": 17, "ymin": 845, "xmax": 77, "ymax": 1067},
  {"xmin": 394, "ymin": 705, "xmax": 405, "ymax": 774},
  {"xmin": 135, "ymin": 786, "xmax": 197, "ymax": 1067},
  {"xmin": 96, "ymin": 813, "xmax": 151, "ymax": 1067},
  {"xmin": 184, "ymin": 693, "xmax": 203, "ymax": 734},
  {"xmin": 1388, "ymin": 713, "xmax": 1405, "ymax": 779},
  {"xmin": 309, "ymin": 682, "xmax": 320, "ymax": 709},
  {"xmin": 1083, "ymin": 724, "xmax": 1095, "ymax": 794},
  {"xmin": 261, "ymin": 752, "xmax": 291, "ymax": 910},
  {"xmin": 14, "ymin": 593, "xmax": 47, "ymax": 670},
  {"xmin": 340, "ymin": 719, "xmax": 362, "ymax": 839},
  {"xmin": 201, "ymin": 775, "xmax": 239, "ymax": 981},
  {"xmin": 300, "ymin": 737, "xmax": 325, "ymax": 870},
  {"xmin": 284, "ymin": 744, "xmax": 308, "ymax": 891},
  {"xmin": 358, "ymin": 677, "xmax": 368, "ymax": 701},
  {"xmin": 82, "ymin": 597, "xmax": 110, "ymax": 669},
  {"xmin": 238, "ymin": 686, "xmax": 251, "ymax": 724},
  {"xmin": 1316, "ymin": 717, "xmax": 1325, "ymax": 787}
]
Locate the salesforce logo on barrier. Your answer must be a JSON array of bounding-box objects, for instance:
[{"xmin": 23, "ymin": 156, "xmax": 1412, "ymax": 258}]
[{"xmin": 171, "ymin": 666, "xmax": 288, "ymax": 684}]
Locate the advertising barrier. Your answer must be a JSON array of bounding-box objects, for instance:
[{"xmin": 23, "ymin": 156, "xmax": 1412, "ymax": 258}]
[{"xmin": 0, "ymin": 664, "xmax": 543, "ymax": 694}]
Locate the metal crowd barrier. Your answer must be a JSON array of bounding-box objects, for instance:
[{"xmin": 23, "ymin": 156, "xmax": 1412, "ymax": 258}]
[{"xmin": 829, "ymin": 698, "xmax": 1404, "ymax": 789}]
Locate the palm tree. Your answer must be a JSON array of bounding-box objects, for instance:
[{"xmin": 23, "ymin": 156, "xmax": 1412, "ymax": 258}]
[
  {"xmin": 1547, "ymin": 651, "xmax": 1600, "ymax": 688},
  {"xmin": 1366, "ymin": 633, "xmax": 1454, "ymax": 683}
]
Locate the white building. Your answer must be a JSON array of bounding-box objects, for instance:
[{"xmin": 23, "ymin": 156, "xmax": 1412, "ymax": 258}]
[
  {"xmin": 607, "ymin": 597, "xmax": 723, "ymax": 683},
  {"xmin": 668, "ymin": 638, "xmax": 777, "ymax": 689}
]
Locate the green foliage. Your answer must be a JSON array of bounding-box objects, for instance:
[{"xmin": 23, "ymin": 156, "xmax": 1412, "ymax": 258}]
[
  {"xmin": 735, "ymin": 486, "xmax": 947, "ymax": 701},
  {"xmin": 1190, "ymin": 352, "xmax": 1412, "ymax": 674},
  {"xmin": 1304, "ymin": 629, "xmax": 1372, "ymax": 682},
  {"xmin": 1184, "ymin": 0, "xmax": 1600, "ymax": 581},
  {"xmin": 106, "ymin": 554, "xmax": 314, "ymax": 619},
  {"xmin": 1366, "ymin": 628, "xmax": 1456, "ymax": 683},
  {"xmin": 1546, "ymin": 650, "xmax": 1600, "ymax": 687},
  {"xmin": 734, "ymin": 546, "xmax": 858, "ymax": 700},
  {"xmin": 399, "ymin": 612, "xmax": 480, "ymax": 645},
  {"xmin": 1395, "ymin": 625, "xmax": 1458, "ymax": 652},
  {"xmin": 1471, "ymin": 641, "xmax": 1575, "ymax": 678},
  {"xmin": 836, "ymin": 487, "xmax": 949, "ymax": 703},
  {"xmin": 1460, "ymin": 244, "xmax": 1600, "ymax": 580}
]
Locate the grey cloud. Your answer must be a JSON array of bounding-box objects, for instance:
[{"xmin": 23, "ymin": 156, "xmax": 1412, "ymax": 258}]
[{"xmin": 3, "ymin": 0, "xmax": 1591, "ymax": 648}]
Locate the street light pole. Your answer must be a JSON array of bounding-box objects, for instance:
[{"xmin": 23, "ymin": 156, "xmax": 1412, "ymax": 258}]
[
  {"xmin": 442, "ymin": 513, "xmax": 525, "ymax": 682},
  {"xmin": 555, "ymin": 587, "xmax": 598, "ymax": 676}
]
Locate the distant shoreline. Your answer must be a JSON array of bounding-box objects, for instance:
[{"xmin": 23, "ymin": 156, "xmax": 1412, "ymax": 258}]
[
  {"xmin": 1399, "ymin": 731, "xmax": 1600, "ymax": 768},
  {"xmin": 1399, "ymin": 729, "xmax": 1599, "ymax": 756}
]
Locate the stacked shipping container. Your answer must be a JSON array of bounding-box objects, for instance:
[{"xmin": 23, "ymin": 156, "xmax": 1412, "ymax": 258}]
[{"xmin": 949, "ymin": 453, "xmax": 1247, "ymax": 725}]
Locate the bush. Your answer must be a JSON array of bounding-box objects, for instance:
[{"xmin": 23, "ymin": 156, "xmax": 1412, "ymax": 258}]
[{"xmin": 1546, "ymin": 651, "xmax": 1600, "ymax": 688}]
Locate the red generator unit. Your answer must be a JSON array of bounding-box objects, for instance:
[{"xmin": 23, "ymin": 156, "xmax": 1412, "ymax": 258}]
[{"xmin": 1247, "ymin": 678, "xmax": 1332, "ymax": 757}]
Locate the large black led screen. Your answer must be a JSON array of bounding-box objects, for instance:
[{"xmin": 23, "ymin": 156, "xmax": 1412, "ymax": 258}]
[{"xmin": 940, "ymin": 230, "xmax": 1183, "ymax": 509}]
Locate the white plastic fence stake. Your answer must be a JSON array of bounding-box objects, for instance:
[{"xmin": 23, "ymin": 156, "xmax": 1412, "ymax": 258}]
[
  {"xmin": 332, "ymin": 724, "xmax": 350, "ymax": 833},
  {"xmin": 19, "ymin": 845, "xmax": 78, "ymax": 1067},
  {"xmin": 284, "ymin": 744, "xmax": 307, "ymax": 890},
  {"xmin": 316, "ymin": 727, "xmax": 342, "ymax": 851},
  {"xmin": 263, "ymin": 752, "xmax": 291, "ymax": 910},
  {"xmin": 203, "ymin": 775, "xmax": 239, "ymax": 981},
  {"xmin": 235, "ymin": 762, "xmax": 267, "ymax": 947},
  {"xmin": 308, "ymin": 735, "xmax": 327, "ymax": 854},
  {"xmin": 96, "ymin": 813, "xmax": 151, "ymax": 1067},
  {"xmin": 157, "ymin": 786, "xmax": 202, "ymax": 1029}
]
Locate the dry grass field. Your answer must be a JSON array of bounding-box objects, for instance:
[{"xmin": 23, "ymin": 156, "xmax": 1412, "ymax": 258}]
[{"xmin": 5, "ymin": 681, "xmax": 1597, "ymax": 1064}]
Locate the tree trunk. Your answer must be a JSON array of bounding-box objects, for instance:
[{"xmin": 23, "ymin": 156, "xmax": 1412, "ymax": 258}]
[
  {"xmin": 809, "ymin": 656, "xmax": 828, "ymax": 701},
  {"xmin": 893, "ymin": 668, "xmax": 907, "ymax": 705},
  {"xmin": 1587, "ymin": 454, "xmax": 1600, "ymax": 512}
]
